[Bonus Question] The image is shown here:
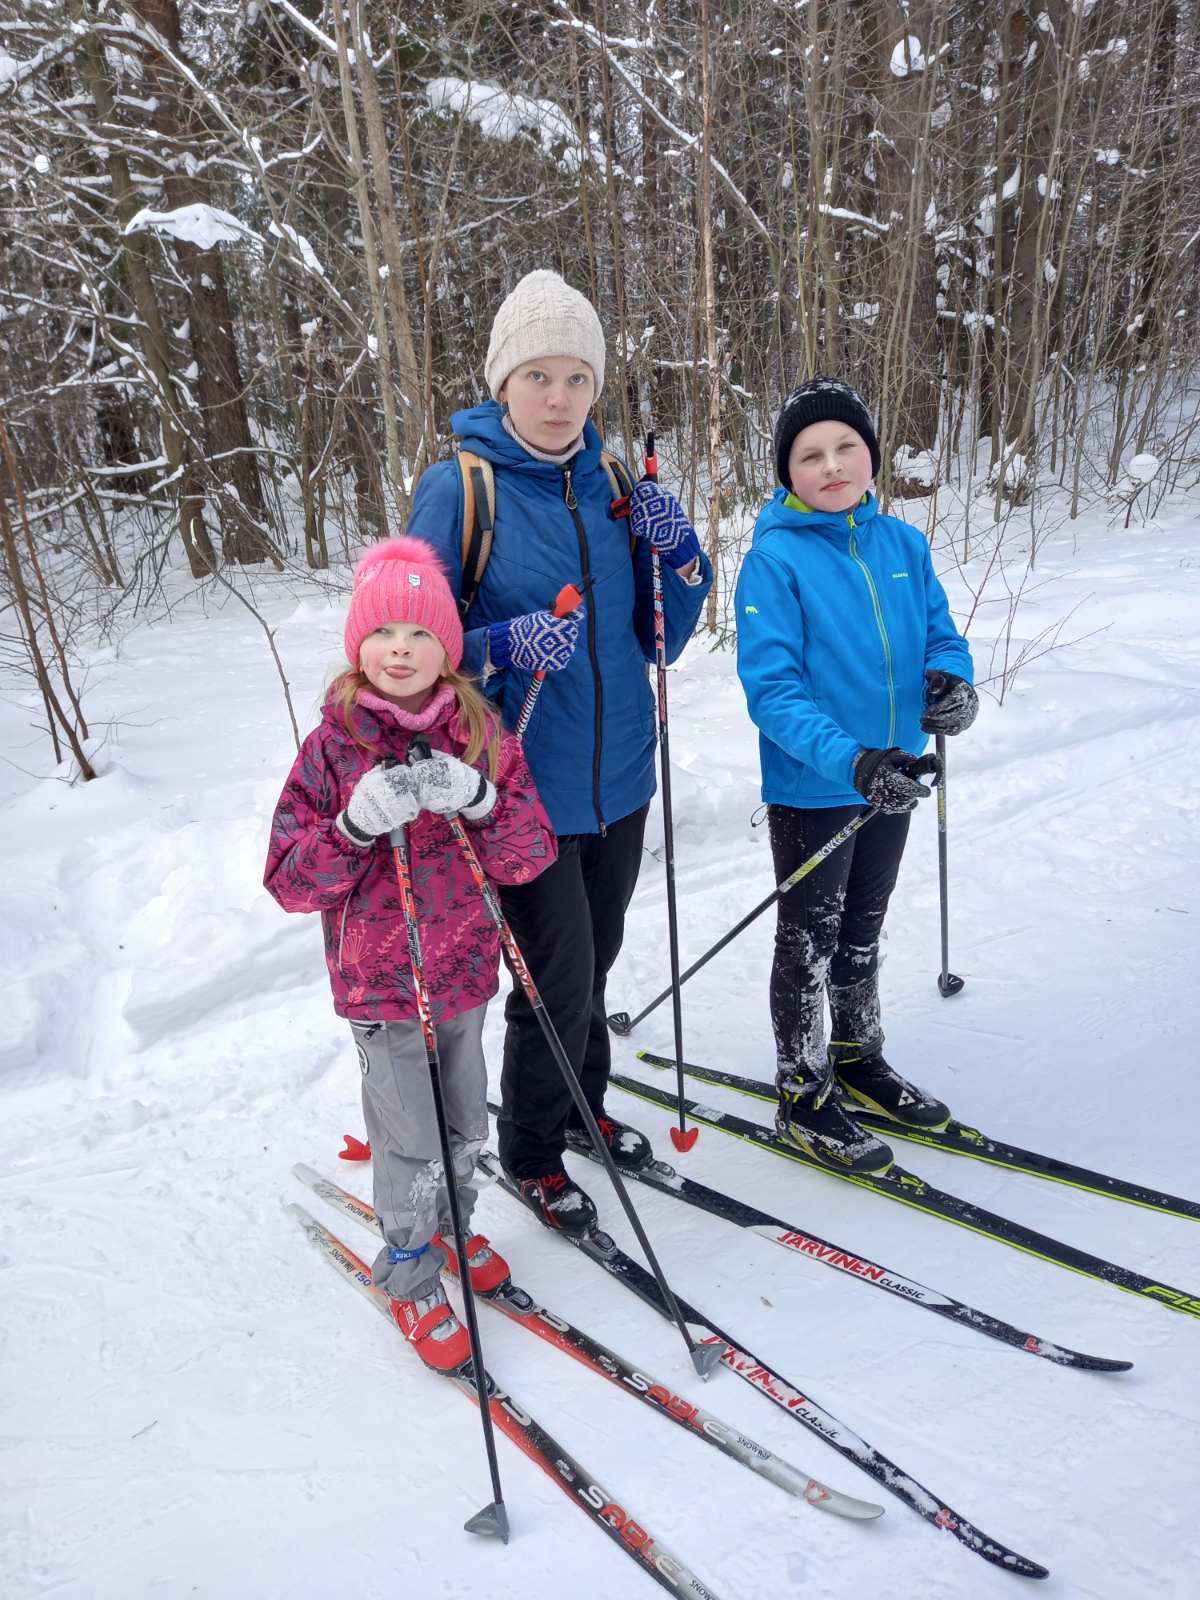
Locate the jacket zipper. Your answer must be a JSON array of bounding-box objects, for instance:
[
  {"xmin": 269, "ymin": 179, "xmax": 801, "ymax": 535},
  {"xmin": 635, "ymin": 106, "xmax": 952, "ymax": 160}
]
[
  {"xmin": 564, "ymin": 464, "xmax": 606, "ymax": 834},
  {"xmin": 847, "ymin": 511, "xmax": 897, "ymax": 747}
]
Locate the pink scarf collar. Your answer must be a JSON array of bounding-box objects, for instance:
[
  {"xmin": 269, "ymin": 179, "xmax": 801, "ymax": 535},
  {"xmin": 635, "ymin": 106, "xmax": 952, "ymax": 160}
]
[{"xmin": 356, "ymin": 681, "xmax": 458, "ymax": 732}]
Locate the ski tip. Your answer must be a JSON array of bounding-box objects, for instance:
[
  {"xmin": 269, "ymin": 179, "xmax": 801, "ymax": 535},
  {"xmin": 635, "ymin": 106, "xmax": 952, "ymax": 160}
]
[
  {"xmin": 817, "ymin": 1489, "xmax": 886, "ymax": 1521},
  {"xmin": 1074, "ymin": 1355, "xmax": 1135, "ymax": 1373},
  {"xmin": 284, "ymin": 1201, "xmax": 316, "ymax": 1229},
  {"xmin": 292, "ymin": 1162, "xmax": 322, "ymax": 1186},
  {"xmin": 607, "ymin": 1011, "xmax": 633, "ymax": 1036}
]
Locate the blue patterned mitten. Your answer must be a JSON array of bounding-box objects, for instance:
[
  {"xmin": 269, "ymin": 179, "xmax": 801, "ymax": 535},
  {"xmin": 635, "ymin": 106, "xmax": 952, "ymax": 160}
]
[
  {"xmin": 487, "ymin": 609, "xmax": 581, "ymax": 673},
  {"xmin": 629, "ymin": 480, "xmax": 703, "ymax": 569}
]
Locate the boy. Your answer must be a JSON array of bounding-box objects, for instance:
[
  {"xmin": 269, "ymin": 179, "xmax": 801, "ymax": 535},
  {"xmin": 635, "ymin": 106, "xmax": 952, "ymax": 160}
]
[{"xmin": 735, "ymin": 378, "xmax": 978, "ymax": 1173}]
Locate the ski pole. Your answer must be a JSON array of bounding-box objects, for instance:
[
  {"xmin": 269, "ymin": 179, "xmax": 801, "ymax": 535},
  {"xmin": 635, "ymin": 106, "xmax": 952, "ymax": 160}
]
[
  {"xmin": 513, "ymin": 579, "xmax": 590, "ymax": 739},
  {"xmin": 383, "ymin": 782, "xmax": 509, "ymax": 1542},
  {"xmin": 408, "ymin": 740, "xmax": 721, "ymax": 1381},
  {"xmin": 642, "ymin": 432, "xmax": 695, "ymax": 1154},
  {"xmin": 935, "ymin": 733, "xmax": 964, "ymax": 996},
  {"xmin": 608, "ymin": 808, "xmax": 879, "ymax": 1038}
]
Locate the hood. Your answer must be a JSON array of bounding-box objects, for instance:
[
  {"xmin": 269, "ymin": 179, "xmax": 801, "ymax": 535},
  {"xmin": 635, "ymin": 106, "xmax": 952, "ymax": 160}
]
[
  {"xmin": 450, "ymin": 400, "xmax": 605, "ymax": 473},
  {"xmin": 752, "ymin": 487, "xmax": 880, "ymax": 548}
]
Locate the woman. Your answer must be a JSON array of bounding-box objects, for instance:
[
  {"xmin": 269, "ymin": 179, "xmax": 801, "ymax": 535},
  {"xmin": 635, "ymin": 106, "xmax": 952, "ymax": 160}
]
[{"xmin": 410, "ymin": 269, "xmax": 712, "ymax": 1232}]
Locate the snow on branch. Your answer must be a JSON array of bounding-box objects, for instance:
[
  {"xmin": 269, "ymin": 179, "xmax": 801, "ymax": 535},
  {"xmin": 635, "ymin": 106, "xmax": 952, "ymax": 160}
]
[
  {"xmin": 124, "ymin": 202, "xmax": 325, "ymax": 277},
  {"xmin": 425, "ymin": 78, "xmax": 586, "ymax": 172}
]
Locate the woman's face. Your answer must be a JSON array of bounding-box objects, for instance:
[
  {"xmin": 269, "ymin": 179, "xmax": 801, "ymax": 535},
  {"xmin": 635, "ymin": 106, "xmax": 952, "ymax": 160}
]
[
  {"xmin": 500, "ymin": 356, "xmax": 595, "ymax": 452},
  {"xmin": 786, "ymin": 421, "xmax": 874, "ymax": 513}
]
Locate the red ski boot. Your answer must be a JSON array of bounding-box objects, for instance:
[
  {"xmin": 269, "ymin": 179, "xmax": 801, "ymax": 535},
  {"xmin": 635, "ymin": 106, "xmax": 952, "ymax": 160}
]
[
  {"xmin": 433, "ymin": 1232, "xmax": 510, "ymax": 1295},
  {"xmin": 388, "ymin": 1282, "xmax": 470, "ymax": 1373}
]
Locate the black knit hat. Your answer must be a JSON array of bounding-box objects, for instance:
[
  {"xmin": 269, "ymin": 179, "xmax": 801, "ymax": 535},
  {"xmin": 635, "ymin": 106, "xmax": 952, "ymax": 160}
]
[{"xmin": 774, "ymin": 377, "xmax": 881, "ymax": 489}]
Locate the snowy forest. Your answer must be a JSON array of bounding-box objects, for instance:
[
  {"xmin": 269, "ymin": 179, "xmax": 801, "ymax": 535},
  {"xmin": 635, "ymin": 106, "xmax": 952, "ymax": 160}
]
[
  {"xmin": 4, "ymin": 6, "xmax": 1200, "ymax": 1600},
  {"xmin": 3, "ymin": 0, "xmax": 1200, "ymax": 763}
]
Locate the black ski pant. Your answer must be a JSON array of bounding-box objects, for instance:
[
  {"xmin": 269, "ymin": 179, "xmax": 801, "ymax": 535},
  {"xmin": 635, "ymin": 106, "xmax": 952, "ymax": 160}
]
[
  {"xmin": 496, "ymin": 802, "xmax": 649, "ymax": 1178},
  {"xmin": 767, "ymin": 803, "xmax": 911, "ymax": 1088}
]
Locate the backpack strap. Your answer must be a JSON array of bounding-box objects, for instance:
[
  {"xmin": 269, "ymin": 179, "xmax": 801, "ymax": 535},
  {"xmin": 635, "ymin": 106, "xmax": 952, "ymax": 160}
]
[
  {"xmin": 601, "ymin": 451, "xmax": 640, "ymax": 557},
  {"xmin": 601, "ymin": 451, "xmax": 635, "ymax": 520},
  {"xmin": 456, "ymin": 447, "xmax": 495, "ymax": 621}
]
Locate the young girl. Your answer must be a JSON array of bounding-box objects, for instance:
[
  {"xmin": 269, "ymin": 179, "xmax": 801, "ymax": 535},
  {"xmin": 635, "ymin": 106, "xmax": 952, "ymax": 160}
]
[
  {"xmin": 265, "ymin": 537, "xmax": 556, "ymax": 1370},
  {"xmin": 735, "ymin": 378, "xmax": 978, "ymax": 1175},
  {"xmin": 408, "ymin": 270, "xmax": 711, "ymax": 1232}
]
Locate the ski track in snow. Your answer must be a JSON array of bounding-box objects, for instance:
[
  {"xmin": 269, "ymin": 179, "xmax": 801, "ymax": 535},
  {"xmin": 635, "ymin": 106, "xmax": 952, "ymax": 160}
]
[{"xmin": 2, "ymin": 512, "xmax": 1198, "ymax": 1598}]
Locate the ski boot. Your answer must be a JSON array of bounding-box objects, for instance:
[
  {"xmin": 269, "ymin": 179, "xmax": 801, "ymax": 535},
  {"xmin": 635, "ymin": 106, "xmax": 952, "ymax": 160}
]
[
  {"xmin": 388, "ymin": 1281, "xmax": 471, "ymax": 1373},
  {"xmin": 565, "ymin": 1113, "xmax": 653, "ymax": 1172},
  {"xmin": 508, "ymin": 1166, "xmax": 598, "ymax": 1235},
  {"xmin": 834, "ymin": 1049, "xmax": 950, "ymax": 1131},
  {"xmin": 433, "ymin": 1232, "xmax": 511, "ymax": 1295},
  {"xmin": 775, "ymin": 1065, "xmax": 894, "ymax": 1175}
]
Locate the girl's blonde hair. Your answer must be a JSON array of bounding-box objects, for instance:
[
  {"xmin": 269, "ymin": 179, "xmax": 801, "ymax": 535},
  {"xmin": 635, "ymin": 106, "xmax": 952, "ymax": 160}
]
[{"xmin": 328, "ymin": 661, "xmax": 502, "ymax": 780}]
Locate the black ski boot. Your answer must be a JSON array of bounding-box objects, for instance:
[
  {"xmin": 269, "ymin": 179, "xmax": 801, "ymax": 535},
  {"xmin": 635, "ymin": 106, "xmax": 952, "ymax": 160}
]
[
  {"xmin": 566, "ymin": 1113, "xmax": 653, "ymax": 1172},
  {"xmin": 775, "ymin": 1067, "xmax": 893, "ymax": 1175},
  {"xmin": 508, "ymin": 1166, "xmax": 598, "ymax": 1235},
  {"xmin": 836, "ymin": 1053, "xmax": 950, "ymax": 1130}
]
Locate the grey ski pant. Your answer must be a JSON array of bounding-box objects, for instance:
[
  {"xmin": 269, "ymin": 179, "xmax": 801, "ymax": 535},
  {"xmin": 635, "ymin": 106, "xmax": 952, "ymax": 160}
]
[{"xmin": 349, "ymin": 1004, "xmax": 488, "ymax": 1300}]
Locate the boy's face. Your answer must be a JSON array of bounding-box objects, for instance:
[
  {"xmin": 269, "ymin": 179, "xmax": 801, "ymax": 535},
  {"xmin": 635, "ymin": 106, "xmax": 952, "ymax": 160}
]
[{"xmin": 787, "ymin": 420, "xmax": 873, "ymax": 513}]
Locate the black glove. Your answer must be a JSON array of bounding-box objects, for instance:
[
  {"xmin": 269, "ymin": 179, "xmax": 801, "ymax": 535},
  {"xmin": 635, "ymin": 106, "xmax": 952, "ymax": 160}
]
[
  {"xmin": 921, "ymin": 670, "xmax": 979, "ymax": 736},
  {"xmin": 853, "ymin": 748, "xmax": 941, "ymax": 814}
]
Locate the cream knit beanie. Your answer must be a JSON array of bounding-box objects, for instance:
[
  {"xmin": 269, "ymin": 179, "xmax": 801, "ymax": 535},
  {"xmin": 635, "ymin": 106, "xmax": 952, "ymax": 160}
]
[{"xmin": 484, "ymin": 270, "xmax": 606, "ymax": 399}]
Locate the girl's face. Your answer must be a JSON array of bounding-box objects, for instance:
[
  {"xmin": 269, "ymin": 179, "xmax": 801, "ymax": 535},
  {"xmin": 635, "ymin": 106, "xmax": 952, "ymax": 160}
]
[
  {"xmin": 787, "ymin": 421, "xmax": 874, "ymax": 513},
  {"xmin": 359, "ymin": 621, "xmax": 446, "ymax": 709},
  {"xmin": 500, "ymin": 356, "xmax": 595, "ymax": 452}
]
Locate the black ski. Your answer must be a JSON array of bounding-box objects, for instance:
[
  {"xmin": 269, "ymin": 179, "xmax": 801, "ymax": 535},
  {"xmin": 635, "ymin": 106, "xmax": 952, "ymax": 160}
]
[
  {"xmin": 559, "ymin": 1135, "xmax": 1130, "ymax": 1372},
  {"xmin": 288, "ymin": 1202, "xmax": 726, "ymax": 1599},
  {"xmin": 635, "ymin": 1049, "xmax": 1200, "ymax": 1224},
  {"xmin": 481, "ymin": 1154, "xmax": 1049, "ymax": 1580},
  {"xmin": 610, "ymin": 1072, "xmax": 1200, "ymax": 1326},
  {"xmin": 292, "ymin": 1164, "xmax": 883, "ymax": 1521}
]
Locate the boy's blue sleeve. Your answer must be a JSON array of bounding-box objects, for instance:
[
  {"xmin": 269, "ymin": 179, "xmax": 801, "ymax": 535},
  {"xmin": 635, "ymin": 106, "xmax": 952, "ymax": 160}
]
[
  {"xmin": 919, "ymin": 540, "xmax": 974, "ymax": 684},
  {"xmin": 408, "ymin": 461, "xmax": 488, "ymax": 676},
  {"xmin": 735, "ymin": 548, "xmax": 861, "ymax": 787},
  {"xmin": 632, "ymin": 538, "xmax": 713, "ymax": 663}
]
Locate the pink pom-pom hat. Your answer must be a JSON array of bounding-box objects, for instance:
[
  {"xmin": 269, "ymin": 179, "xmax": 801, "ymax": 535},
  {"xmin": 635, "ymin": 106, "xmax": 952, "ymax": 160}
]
[{"xmin": 343, "ymin": 536, "xmax": 464, "ymax": 671}]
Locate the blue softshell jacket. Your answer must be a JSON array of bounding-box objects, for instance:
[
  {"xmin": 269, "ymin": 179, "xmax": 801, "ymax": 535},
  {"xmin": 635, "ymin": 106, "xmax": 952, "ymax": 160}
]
[
  {"xmin": 408, "ymin": 402, "xmax": 713, "ymax": 835},
  {"xmin": 735, "ymin": 490, "xmax": 973, "ymax": 809}
]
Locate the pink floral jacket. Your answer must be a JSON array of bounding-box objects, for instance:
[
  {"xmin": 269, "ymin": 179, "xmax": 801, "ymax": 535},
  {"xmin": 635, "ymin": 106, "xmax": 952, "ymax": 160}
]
[{"xmin": 264, "ymin": 684, "xmax": 557, "ymax": 1023}]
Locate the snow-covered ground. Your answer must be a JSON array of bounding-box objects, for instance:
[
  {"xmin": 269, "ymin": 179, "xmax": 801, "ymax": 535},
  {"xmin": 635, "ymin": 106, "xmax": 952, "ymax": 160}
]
[{"xmin": 3, "ymin": 493, "xmax": 1198, "ymax": 1599}]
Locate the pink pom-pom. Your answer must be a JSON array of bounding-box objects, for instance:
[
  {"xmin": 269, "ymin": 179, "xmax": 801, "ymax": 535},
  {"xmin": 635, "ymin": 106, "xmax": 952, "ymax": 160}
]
[{"xmin": 352, "ymin": 536, "xmax": 443, "ymax": 585}]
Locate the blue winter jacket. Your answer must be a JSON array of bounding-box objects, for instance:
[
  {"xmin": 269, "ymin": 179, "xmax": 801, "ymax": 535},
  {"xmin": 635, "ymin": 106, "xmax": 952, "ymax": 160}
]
[
  {"xmin": 408, "ymin": 403, "xmax": 713, "ymax": 835},
  {"xmin": 735, "ymin": 490, "xmax": 973, "ymax": 809}
]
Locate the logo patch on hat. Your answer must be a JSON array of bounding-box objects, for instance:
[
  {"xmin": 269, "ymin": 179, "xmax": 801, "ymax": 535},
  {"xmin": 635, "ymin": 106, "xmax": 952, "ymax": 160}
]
[{"xmin": 408, "ymin": 572, "xmax": 421, "ymax": 587}]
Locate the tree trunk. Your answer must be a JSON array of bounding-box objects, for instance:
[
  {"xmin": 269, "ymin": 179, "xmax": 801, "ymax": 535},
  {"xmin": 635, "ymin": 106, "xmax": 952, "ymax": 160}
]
[
  {"xmin": 130, "ymin": 0, "xmax": 272, "ymax": 564},
  {"xmin": 72, "ymin": 2, "xmax": 213, "ymax": 575},
  {"xmin": 870, "ymin": 2, "xmax": 942, "ymax": 496}
]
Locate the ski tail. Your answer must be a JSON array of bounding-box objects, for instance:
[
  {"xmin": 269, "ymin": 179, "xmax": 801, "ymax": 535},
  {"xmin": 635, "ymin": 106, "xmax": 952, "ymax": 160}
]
[
  {"xmin": 561, "ymin": 1147, "xmax": 1130, "ymax": 1373},
  {"xmin": 635, "ymin": 1049, "xmax": 1200, "ymax": 1224},
  {"xmin": 291, "ymin": 1165, "xmax": 883, "ymax": 1521},
  {"xmin": 287, "ymin": 1203, "xmax": 726, "ymax": 1599},
  {"xmin": 478, "ymin": 1157, "xmax": 1049, "ymax": 1579},
  {"xmin": 611, "ymin": 1071, "xmax": 1200, "ymax": 1326}
]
